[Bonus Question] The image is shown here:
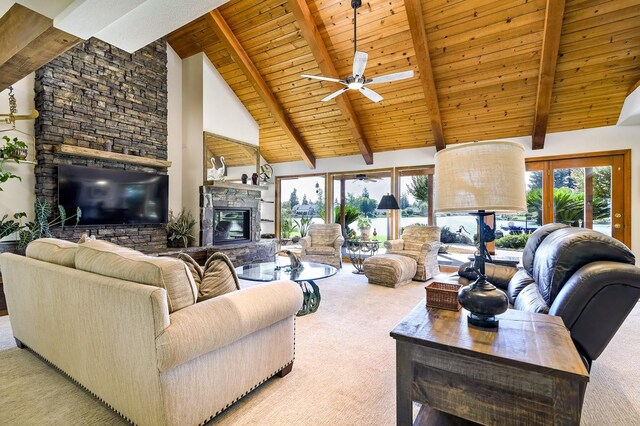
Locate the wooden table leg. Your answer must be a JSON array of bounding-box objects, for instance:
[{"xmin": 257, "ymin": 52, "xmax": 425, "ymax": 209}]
[{"xmin": 396, "ymin": 341, "xmax": 413, "ymax": 426}]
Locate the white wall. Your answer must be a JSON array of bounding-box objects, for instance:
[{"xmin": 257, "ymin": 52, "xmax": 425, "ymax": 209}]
[
  {"xmin": 180, "ymin": 53, "xmax": 260, "ymax": 240},
  {"xmin": 181, "ymin": 53, "xmax": 205, "ymax": 237},
  {"xmin": 0, "ymin": 74, "xmax": 36, "ymax": 241},
  {"xmin": 268, "ymin": 125, "xmax": 640, "ymax": 255},
  {"xmin": 202, "ymin": 57, "xmax": 258, "ymax": 146},
  {"xmin": 166, "ymin": 43, "xmax": 183, "ymax": 214}
]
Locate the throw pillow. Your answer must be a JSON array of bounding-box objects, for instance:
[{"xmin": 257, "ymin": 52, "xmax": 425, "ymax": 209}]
[
  {"xmin": 198, "ymin": 252, "xmax": 240, "ymax": 302},
  {"xmin": 178, "ymin": 253, "xmax": 203, "ymax": 289}
]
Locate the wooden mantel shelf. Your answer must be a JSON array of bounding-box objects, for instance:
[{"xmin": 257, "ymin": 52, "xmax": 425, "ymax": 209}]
[
  {"xmin": 55, "ymin": 145, "xmax": 172, "ymax": 168},
  {"xmin": 203, "ymin": 181, "xmax": 268, "ymax": 191}
]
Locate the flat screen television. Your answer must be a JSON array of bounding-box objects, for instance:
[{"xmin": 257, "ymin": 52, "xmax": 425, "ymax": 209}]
[{"xmin": 58, "ymin": 165, "xmax": 169, "ymax": 225}]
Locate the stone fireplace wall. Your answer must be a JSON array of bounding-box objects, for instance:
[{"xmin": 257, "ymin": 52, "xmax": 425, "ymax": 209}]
[
  {"xmin": 200, "ymin": 185, "xmax": 261, "ymax": 246},
  {"xmin": 33, "ymin": 38, "xmax": 168, "ymax": 252}
]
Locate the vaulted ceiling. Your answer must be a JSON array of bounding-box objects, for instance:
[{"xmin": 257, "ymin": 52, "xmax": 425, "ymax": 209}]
[{"xmin": 167, "ymin": 0, "xmax": 640, "ymax": 167}]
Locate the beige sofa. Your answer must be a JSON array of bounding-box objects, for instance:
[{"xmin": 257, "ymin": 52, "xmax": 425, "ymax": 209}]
[{"xmin": 0, "ymin": 238, "xmax": 303, "ymax": 426}]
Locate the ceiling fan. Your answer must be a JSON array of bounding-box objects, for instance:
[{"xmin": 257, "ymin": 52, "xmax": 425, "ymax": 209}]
[
  {"xmin": 300, "ymin": 0, "xmax": 414, "ymax": 103},
  {"xmin": 353, "ymin": 173, "xmax": 378, "ymax": 183}
]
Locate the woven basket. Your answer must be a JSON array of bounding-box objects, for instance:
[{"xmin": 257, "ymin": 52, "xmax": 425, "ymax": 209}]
[{"xmin": 425, "ymin": 281, "xmax": 461, "ymax": 311}]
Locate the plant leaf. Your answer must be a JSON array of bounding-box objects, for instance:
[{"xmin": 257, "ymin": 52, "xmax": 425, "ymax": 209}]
[{"xmin": 58, "ymin": 205, "xmax": 67, "ymax": 231}]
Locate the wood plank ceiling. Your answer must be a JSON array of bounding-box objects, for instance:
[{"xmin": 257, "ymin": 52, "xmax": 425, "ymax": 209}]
[{"xmin": 167, "ymin": 0, "xmax": 640, "ymax": 166}]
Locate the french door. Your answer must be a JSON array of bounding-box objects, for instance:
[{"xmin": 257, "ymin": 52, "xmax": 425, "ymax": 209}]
[{"xmin": 525, "ymin": 150, "xmax": 630, "ymax": 246}]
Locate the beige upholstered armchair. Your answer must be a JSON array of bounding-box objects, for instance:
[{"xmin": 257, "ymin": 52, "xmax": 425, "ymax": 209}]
[
  {"xmin": 299, "ymin": 223, "xmax": 345, "ymax": 269},
  {"xmin": 384, "ymin": 225, "xmax": 441, "ymax": 281}
]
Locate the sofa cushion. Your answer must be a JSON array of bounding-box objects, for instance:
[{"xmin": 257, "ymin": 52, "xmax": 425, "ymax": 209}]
[
  {"xmin": 198, "ymin": 253, "xmax": 240, "ymax": 302},
  {"xmin": 309, "ymin": 224, "xmax": 341, "ymax": 246},
  {"xmin": 305, "ymin": 246, "xmax": 336, "ymax": 256},
  {"xmin": 507, "ymin": 269, "xmax": 535, "ymax": 305},
  {"xmin": 514, "ymin": 283, "xmax": 549, "ymax": 314},
  {"xmin": 401, "ymin": 226, "xmax": 440, "ymax": 252},
  {"xmin": 25, "ymin": 238, "xmax": 78, "ymax": 268},
  {"xmin": 532, "ymin": 228, "xmax": 635, "ymax": 306},
  {"xmin": 388, "ymin": 249, "xmax": 420, "ymax": 261},
  {"xmin": 75, "ymin": 240, "xmax": 197, "ymax": 313},
  {"xmin": 522, "ymin": 223, "xmax": 569, "ymax": 275}
]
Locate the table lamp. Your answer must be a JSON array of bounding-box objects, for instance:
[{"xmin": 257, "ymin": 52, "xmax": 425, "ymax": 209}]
[{"xmin": 434, "ymin": 141, "xmax": 526, "ymax": 328}]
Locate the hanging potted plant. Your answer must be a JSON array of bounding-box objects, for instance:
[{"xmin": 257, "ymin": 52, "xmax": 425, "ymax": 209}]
[
  {"xmin": 0, "ymin": 136, "xmax": 28, "ymax": 160},
  {"xmin": 0, "ymin": 135, "xmax": 29, "ymax": 253}
]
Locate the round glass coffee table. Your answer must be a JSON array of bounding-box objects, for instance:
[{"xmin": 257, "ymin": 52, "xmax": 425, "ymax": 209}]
[{"xmin": 235, "ymin": 261, "xmax": 337, "ymax": 316}]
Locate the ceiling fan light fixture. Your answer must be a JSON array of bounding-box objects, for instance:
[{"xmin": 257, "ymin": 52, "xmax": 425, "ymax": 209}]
[{"xmin": 348, "ymin": 81, "xmax": 364, "ymax": 90}]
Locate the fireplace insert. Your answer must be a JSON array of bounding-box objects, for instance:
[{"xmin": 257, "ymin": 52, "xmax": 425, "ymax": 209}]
[{"xmin": 213, "ymin": 207, "xmax": 251, "ymax": 244}]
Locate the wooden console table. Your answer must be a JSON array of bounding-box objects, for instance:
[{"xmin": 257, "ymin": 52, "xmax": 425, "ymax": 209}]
[{"xmin": 391, "ymin": 303, "xmax": 589, "ymax": 425}]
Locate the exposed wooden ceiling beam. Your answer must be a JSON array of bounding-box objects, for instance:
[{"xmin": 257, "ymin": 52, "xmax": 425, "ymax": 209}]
[
  {"xmin": 0, "ymin": 4, "xmax": 82, "ymax": 91},
  {"xmin": 404, "ymin": 0, "xmax": 446, "ymax": 151},
  {"xmin": 532, "ymin": 0, "xmax": 566, "ymax": 150},
  {"xmin": 206, "ymin": 10, "xmax": 316, "ymax": 169},
  {"xmin": 288, "ymin": 0, "xmax": 373, "ymax": 165}
]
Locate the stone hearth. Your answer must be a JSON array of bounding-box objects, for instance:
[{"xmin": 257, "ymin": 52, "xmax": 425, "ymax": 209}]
[{"xmin": 200, "ymin": 184, "xmax": 262, "ymax": 246}]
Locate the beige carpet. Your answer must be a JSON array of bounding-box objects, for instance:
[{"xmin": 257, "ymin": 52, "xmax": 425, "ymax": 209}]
[{"xmin": 0, "ymin": 267, "xmax": 639, "ymax": 425}]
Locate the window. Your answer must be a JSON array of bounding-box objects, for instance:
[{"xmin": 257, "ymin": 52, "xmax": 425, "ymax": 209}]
[
  {"xmin": 276, "ymin": 174, "xmax": 326, "ymax": 239},
  {"xmin": 397, "ymin": 167, "xmax": 434, "ymax": 232},
  {"xmin": 330, "ymin": 171, "xmax": 392, "ymax": 241}
]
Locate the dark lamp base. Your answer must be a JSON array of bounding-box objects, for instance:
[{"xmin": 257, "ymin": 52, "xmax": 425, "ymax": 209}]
[
  {"xmin": 467, "ymin": 312, "xmax": 499, "ymax": 328},
  {"xmin": 458, "ymin": 277, "xmax": 509, "ymax": 329}
]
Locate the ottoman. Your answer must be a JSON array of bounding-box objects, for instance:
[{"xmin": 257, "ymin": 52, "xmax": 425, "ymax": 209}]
[{"xmin": 363, "ymin": 254, "xmax": 417, "ymax": 288}]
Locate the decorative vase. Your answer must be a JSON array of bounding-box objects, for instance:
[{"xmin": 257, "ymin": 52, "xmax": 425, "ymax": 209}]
[
  {"xmin": 251, "ymin": 173, "xmax": 259, "ymax": 185},
  {"xmin": 241, "ymin": 174, "xmax": 248, "ymax": 184}
]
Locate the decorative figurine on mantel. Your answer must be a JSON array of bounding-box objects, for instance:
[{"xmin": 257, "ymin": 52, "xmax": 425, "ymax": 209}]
[{"xmin": 207, "ymin": 156, "xmax": 226, "ymax": 181}]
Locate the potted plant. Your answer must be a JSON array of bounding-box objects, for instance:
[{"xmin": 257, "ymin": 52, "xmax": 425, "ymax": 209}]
[
  {"xmin": 357, "ymin": 216, "xmax": 372, "ymax": 241},
  {"xmin": 18, "ymin": 200, "xmax": 82, "ymax": 249},
  {"xmin": 166, "ymin": 209, "xmax": 196, "ymax": 248}
]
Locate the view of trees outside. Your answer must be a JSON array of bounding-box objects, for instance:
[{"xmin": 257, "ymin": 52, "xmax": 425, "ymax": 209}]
[
  {"xmin": 435, "ymin": 167, "xmax": 612, "ymax": 251},
  {"xmin": 333, "ymin": 176, "xmax": 391, "ymax": 241},
  {"xmin": 279, "ymin": 176, "xmax": 326, "ymax": 238},
  {"xmin": 529, "ymin": 166, "xmax": 611, "ymax": 234},
  {"xmin": 399, "ymin": 175, "xmax": 430, "ymax": 230}
]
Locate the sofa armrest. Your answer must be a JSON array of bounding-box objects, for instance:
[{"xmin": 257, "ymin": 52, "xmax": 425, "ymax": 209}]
[
  {"xmin": 299, "ymin": 236, "xmax": 312, "ymax": 251},
  {"xmin": 333, "ymin": 235, "xmax": 345, "ymax": 250},
  {"xmin": 384, "ymin": 239, "xmax": 404, "ymax": 250},
  {"xmin": 549, "ymin": 261, "xmax": 640, "ymax": 361},
  {"xmin": 417, "ymin": 242, "xmax": 440, "ymax": 262},
  {"xmin": 457, "ymin": 261, "xmax": 518, "ymax": 290},
  {"xmin": 156, "ymin": 280, "xmax": 303, "ymax": 372}
]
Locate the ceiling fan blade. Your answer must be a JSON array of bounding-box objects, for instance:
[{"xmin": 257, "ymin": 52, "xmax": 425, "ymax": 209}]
[
  {"xmin": 366, "ymin": 70, "xmax": 414, "ymax": 85},
  {"xmin": 301, "ymin": 74, "xmax": 346, "ymax": 84},
  {"xmin": 353, "ymin": 51, "xmax": 368, "ymax": 77},
  {"xmin": 321, "ymin": 87, "xmax": 349, "ymax": 102},
  {"xmin": 359, "ymin": 87, "xmax": 383, "ymax": 103}
]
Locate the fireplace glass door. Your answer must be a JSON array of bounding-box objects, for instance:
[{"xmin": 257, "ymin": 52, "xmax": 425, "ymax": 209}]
[{"xmin": 213, "ymin": 208, "xmax": 250, "ymax": 244}]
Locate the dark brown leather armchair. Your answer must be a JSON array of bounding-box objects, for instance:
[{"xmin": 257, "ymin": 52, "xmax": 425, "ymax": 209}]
[{"xmin": 459, "ymin": 224, "xmax": 640, "ymax": 370}]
